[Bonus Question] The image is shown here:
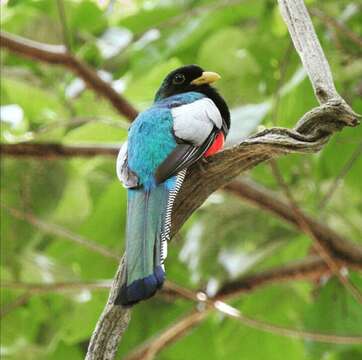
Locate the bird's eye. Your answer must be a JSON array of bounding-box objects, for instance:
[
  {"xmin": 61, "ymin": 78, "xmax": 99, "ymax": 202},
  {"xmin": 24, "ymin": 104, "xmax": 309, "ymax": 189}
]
[{"xmin": 173, "ymin": 73, "xmax": 185, "ymax": 85}]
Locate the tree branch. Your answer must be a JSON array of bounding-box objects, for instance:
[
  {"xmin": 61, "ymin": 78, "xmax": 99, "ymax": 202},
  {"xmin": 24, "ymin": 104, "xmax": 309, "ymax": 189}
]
[
  {"xmin": 269, "ymin": 160, "xmax": 362, "ymax": 303},
  {"xmin": 0, "ymin": 143, "xmax": 119, "ymax": 158},
  {"xmin": 0, "ymin": 31, "xmax": 138, "ymax": 120},
  {"xmin": 125, "ymin": 255, "xmax": 362, "ymax": 359},
  {"xmin": 224, "ymin": 179, "xmax": 362, "ymax": 267},
  {"xmin": 123, "ymin": 310, "xmax": 209, "ymax": 360},
  {"xmin": 310, "ymin": 7, "xmax": 362, "ymax": 49},
  {"xmin": 1, "ymin": 280, "xmax": 112, "ymax": 294},
  {"xmin": 278, "ymin": 0, "xmax": 340, "ymax": 103},
  {"xmin": 2, "ymin": 205, "xmax": 120, "ymax": 260}
]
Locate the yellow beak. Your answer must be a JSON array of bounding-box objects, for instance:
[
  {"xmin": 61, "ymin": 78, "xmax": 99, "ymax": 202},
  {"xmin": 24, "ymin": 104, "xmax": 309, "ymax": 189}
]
[{"xmin": 191, "ymin": 71, "xmax": 221, "ymax": 85}]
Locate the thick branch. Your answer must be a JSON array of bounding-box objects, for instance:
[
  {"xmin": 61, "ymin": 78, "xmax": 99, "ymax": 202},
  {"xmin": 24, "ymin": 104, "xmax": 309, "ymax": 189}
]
[
  {"xmin": 0, "ymin": 31, "xmax": 138, "ymax": 120},
  {"xmin": 278, "ymin": 0, "xmax": 339, "ymax": 103}
]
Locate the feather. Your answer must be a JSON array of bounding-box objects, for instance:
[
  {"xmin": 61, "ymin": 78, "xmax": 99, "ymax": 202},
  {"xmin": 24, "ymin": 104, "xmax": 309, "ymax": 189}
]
[
  {"xmin": 172, "ymin": 98, "xmax": 223, "ymax": 145},
  {"xmin": 114, "ymin": 170, "xmax": 186, "ymax": 306},
  {"xmin": 155, "ymin": 131, "xmax": 216, "ymax": 184},
  {"xmin": 116, "ymin": 142, "xmax": 139, "ymax": 188}
]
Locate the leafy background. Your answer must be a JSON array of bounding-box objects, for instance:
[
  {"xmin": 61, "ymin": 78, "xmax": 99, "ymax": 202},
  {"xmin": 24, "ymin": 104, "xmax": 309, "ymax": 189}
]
[{"xmin": 1, "ymin": 0, "xmax": 362, "ymax": 359}]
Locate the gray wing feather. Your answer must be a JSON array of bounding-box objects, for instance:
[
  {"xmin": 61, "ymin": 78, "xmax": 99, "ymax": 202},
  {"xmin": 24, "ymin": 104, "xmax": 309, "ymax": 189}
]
[{"xmin": 116, "ymin": 141, "xmax": 139, "ymax": 188}]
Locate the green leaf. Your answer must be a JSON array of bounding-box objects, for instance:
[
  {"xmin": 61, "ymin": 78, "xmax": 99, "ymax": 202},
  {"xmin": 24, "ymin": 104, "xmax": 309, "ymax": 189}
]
[
  {"xmin": 69, "ymin": 1, "xmax": 107, "ymax": 35},
  {"xmin": 303, "ymin": 277, "xmax": 362, "ymax": 358}
]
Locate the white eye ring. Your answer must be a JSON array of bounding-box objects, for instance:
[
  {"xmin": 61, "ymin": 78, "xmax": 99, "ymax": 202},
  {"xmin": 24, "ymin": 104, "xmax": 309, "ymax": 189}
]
[{"xmin": 173, "ymin": 73, "xmax": 185, "ymax": 84}]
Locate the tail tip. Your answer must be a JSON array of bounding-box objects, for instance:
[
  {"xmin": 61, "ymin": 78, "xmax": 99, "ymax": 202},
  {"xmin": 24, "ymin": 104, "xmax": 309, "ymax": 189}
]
[{"xmin": 114, "ymin": 266, "xmax": 165, "ymax": 306}]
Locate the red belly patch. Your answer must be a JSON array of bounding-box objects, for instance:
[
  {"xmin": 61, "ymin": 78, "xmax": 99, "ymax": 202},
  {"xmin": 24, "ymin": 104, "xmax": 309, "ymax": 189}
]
[{"xmin": 204, "ymin": 132, "xmax": 225, "ymax": 158}]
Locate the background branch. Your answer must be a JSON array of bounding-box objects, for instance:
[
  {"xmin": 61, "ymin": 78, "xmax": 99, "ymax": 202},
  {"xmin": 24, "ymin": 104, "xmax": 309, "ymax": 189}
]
[
  {"xmin": 310, "ymin": 7, "xmax": 362, "ymax": 49},
  {"xmin": 0, "ymin": 31, "xmax": 138, "ymax": 120},
  {"xmin": 0, "ymin": 143, "xmax": 119, "ymax": 158},
  {"xmin": 224, "ymin": 179, "xmax": 362, "ymax": 267}
]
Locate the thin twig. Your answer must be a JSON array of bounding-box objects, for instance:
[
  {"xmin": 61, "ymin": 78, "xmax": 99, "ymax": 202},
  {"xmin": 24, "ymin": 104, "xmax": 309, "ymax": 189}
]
[
  {"xmin": 124, "ymin": 310, "xmax": 210, "ymax": 360},
  {"xmin": 319, "ymin": 140, "xmax": 362, "ymax": 209},
  {"xmin": 229, "ymin": 309, "xmax": 362, "ymax": 345},
  {"xmin": 1, "ymin": 280, "xmax": 112, "ymax": 294},
  {"xmin": 0, "ymin": 205, "xmax": 215, "ymax": 304},
  {"xmin": 32, "ymin": 116, "xmax": 129, "ymax": 135},
  {"xmin": 207, "ymin": 296, "xmax": 362, "ymax": 345},
  {"xmin": 0, "ymin": 143, "xmax": 119, "ymax": 158},
  {"xmin": 2, "ymin": 256, "xmax": 360, "ymax": 301},
  {"xmin": 0, "ymin": 31, "xmax": 139, "ymax": 120},
  {"xmin": 310, "ymin": 7, "xmax": 362, "ymax": 49},
  {"xmin": 216, "ymin": 256, "xmax": 357, "ymax": 299},
  {"xmin": 1, "ymin": 205, "xmax": 120, "ymax": 260},
  {"xmin": 0, "ymin": 292, "xmax": 31, "ymax": 318},
  {"xmin": 224, "ymin": 179, "xmax": 362, "ymax": 267},
  {"xmin": 125, "ymin": 281, "xmax": 362, "ymax": 360},
  {"xmin": 271, "ymin": 42, "xmax": 294, "ymax": 126},
  {"xmin": 270, "ymin": 160, "xmax": 362, "ymax": 304}
]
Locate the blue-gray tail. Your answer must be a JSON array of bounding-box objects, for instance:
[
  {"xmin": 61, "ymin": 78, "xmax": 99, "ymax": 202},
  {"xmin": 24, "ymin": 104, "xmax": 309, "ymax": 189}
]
[{"xmin": 115, "ymin": 171, "xmax": 186, "ymax": 306}]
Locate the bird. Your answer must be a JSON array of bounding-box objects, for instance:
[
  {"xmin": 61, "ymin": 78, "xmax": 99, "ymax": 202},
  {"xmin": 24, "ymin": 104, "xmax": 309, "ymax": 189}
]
[{"xmin": 115, "ymin": 64, "xmax": 230, "ymax": 306}]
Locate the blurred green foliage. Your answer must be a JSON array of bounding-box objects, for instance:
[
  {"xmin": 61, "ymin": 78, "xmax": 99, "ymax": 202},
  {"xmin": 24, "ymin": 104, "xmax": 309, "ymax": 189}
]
[{"xmin": 1, "ymin": 0, "xmax": 361, "ymax": 359}]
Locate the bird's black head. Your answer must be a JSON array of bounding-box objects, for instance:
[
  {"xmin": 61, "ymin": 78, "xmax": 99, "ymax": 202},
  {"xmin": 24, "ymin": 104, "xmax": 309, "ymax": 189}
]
[
  {"xmin": 155, "ymin": 64, "xmax": 230, "ymax": 132},
  {"xmin": 154, "ymin": 65, "xmax": 220, "ymax": 101}
]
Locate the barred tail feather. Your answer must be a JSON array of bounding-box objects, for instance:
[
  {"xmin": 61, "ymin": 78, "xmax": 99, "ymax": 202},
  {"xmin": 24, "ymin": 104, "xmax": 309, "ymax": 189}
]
[{"xmin": 115, "ymin": 170, "xmax": 186, "ymax": 306}]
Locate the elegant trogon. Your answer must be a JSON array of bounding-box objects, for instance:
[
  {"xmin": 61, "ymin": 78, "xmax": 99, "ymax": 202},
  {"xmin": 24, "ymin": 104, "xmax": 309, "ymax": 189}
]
[{"xmin": 115, "ymin": 65, "xmax": 230, "ymax": 306}]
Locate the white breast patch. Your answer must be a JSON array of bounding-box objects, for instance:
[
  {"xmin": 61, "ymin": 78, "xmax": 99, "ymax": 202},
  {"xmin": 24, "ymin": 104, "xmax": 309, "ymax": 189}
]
[{"xmin": 172, "ymin": 98, "xmax": 222, "ymax": 146}]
